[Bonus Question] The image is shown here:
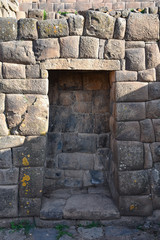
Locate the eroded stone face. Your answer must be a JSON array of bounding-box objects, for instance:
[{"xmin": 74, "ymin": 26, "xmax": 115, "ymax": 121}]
[{"xmin": 0, "ymin": 18, "xmax": 17, "ymax": 41}]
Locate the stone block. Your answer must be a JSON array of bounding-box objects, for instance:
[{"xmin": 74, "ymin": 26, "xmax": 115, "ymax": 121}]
[
  {"xmin": 19, "ymin": 198, "xmax": 41, "ymax": 217},
  {"xmin": 0, "ymin": 94, "xmax": 5, "ymax": 113},
  {"xmin": 114, "ymin": 102, "xmax": 145, "ymax": 121},
  {"xmin": 104, "ymin": 40, "xmax": 125, "ymax": 60},
  {"xmin": 97, "ymin": 133, "xmax": 110, "ymax": 148},
  {"xmin": 0, "ymin": 186, "xmax": 18, "ymax": 217},
  {"xmin": 0, "ymin": 41, "xmax": 35, "ymax": 65},
  {"xmin": 115, "ymin": 82, "xmax": 148, "ymax": 102},
  {"xmin": 148, "ymin": 82, "xmax": 160, "ymax": 100},
  {"xmin": 151, "ymin": 163, "xmax": 160, "ymax": 197},
  {"xmin": 95, "ymin": 148, "xmax": 111, "ymax": 170},
  {"xmin": 83, "ymin": 170, "xmax": 104, "ymax": 186},
  {"xmin": 26, "ymin": 64, "xmax": 40, "ymax": 79},
  {"xmin": 68, "ymin": 14, "xmax": 84, "ymax": 35},
  {"xmin": 115, "ymin": 141, "xmax": 144, "ymax": 171},
  {"xmin": 0, "ymin": 136, "xmax": 25, "ymax": 150},
  {"xmin": 62, "ymin": 133, "xmax": 78, "ymax": 153},
  {"xmin": 125, "ymin": 48, "xmax": 145, "ymax": 71},
  {"xmin": 115, "ymin": 121, "xmax": 140, "ymax": 141},
  {"xmin": 58, "ymin": 71, "xmax": 82, "ymax": 90},
  {"xmin": 140, "ymin": 119, "xmax": 155, "ymax": 143},
  {"xmin": 144, "ymin": 143, "xmax": 153, "ymax": 169},
  {"xmin": 18, "ymin": 18, "xmax": 38, "ymax": 40},
  {"xmin": 0, "ymin": 148, "xmax": 12, "ymax": 169},
  {"xmin": 150, "ymin": 142, "xmax": 160, "ymax": 163},
  {"xmin": 94, "ymin": 114, "xmax": 110, "ymax": 134},
  {"xmin": 19, "ymin": 167, "xmax": 44, "ymax": 198},
  {"xmin": 146, "ymin": 43, "xmax": 160, "ymax": 69},
  {"xmin": 125, "ymin": 41, "xmax": 145, "ymax": 49},
  {"xmin": 0, "ymin": 18, "xmax": 17, "ymax": 41},
  {"xmin": 0, "ymin": 79, "xmax": 48, "ymax": 95},
  {"xmin": 45, "ymin": 168, "xmax": 64, "ymax": 180},
  {"xmin": 146, "ymin": 100, "xmax": 160, "ymax": 118},
  {"xmin": 125, "ymin": 13, "xmax": 159, "ymax": 41},
  {"xmin": 13, "ymin": 136, "xmax": 46, "ymax": 167},
  {"xmin": 92, "ymin": 90, "xmax": 110, "ymax": 114},
  {"xmin": 74, "ymin": 90, "xmax": 93, "ymax": 102},
  {"xmin": 80, "ymin": 36, "xmax": 99, "ymax": 59},
  {"xmin": 118, "ymin": 170, "xmax": 150, "ymax": 195},
  {"xmin": 0, "ymin": 168, "xmax": 19, "ymax": 185},
  {"xmin": 56, "ymin": 177, "xmax": 83, "ymax": 188},
  {"xmin": 78, "ymin": 133, "xmax": 97, "ymax": 153},
  {"xmin": 138, "ymin": 68, "xmax": 156, "ymax": 82},
  {"xmin": 34, "ymin": 38, "xmax": 60, "ymax": 61},
  {"xmin": 28, "ymin": 9, "xmax": 44, "ymax": 20},
  {"xmin": 153, "ymin": 119, "xmax": 160, "ymax": 142},
  {"xmin": 0, "ymin": 114, "xmax": 9, "ymax": 136},
  {"xmin": 83, "ymin": 72, "xmax": 110, "ymax": 90},
  {"xmin": 3, "ymin": 63, "xmax": 26, "ymax": 79},
  {"xmin": 119, "ymin": 195, "xmax": 153, "ymax": 216},
  {"xmin": 37, "ymin": 19, "xmax": 69, "ymax": 38},
  {"xmin": 115, "ymin": 71, "xmax": 137, "ymax": 82},
  {"xmin": 60, "ymin": 36, "xmax": 80, "ymax": 58},
  {"xmin": 114, "ymin": 18, "xmax": 126, "ymax": 40},
  {"xmin": 156, "ymin": 64, "xmax": 160, "ymax": 81},
  {"xmin": 78, "ymin": 114, "xmax": 94, "ymax": 133},
  {"xmin": 98, "ymin": 39, "xmax": 105, "ymax": 59},
  {"xmin": 84, "ymin": 10, "xmax": 115, "ymax": 39},
  {"xmin": 47, "ymin": 133, "xmax": 62, "ymax": 158}
]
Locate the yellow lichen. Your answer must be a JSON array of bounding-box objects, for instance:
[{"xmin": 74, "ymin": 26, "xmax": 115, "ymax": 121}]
[
  {"xmin": 22, "ymin": 157, "xmax": 29, "ymax": 166},
  {"xmin": 21, "ymin": 174, "xmax": 30, "ymax": 187},
  {"xmin": 130, "ymin": 204, "xmax": 135, "ymax": 211},
  {"xmin": 27, "ymin": 154, "xmax": 30, "ymax": 158}
]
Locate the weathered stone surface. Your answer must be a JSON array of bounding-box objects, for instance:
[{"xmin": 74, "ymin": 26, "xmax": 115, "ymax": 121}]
[
  {"xmin": 146, "ymin": 43, "xmax": 160, "ymax": 69},
  {"xmin": 119, "ymin": 195, "xmax": 153, "ymax": 216},
  {"xmin": 0, "ymin": 79, "xmax": 48, "ymax": 95},
  {"xmin": 138, "ymin": 68, "xmax": 156, "ymax": 82},
  {"xmin": 114, "ymin": 102, "xmax": 145, "ymax": 121},
  {"xmin": 115, "ymin": 141, "xmax": 144, "ymax": 171},
  {"xmin": 146, "ymin": 99, "xmax": 160, "ymax": 118},
  {"xmin": 150, "ymin": 142, "xmax": 160, "ymax": 163},
  {"xmin": 80, "ymin": 37, "xmax": 99, "ymax": 59},
  {"xmin": 19, "ymin": 167, "xmax": 43, "ymax": 198},
  {"xmin": 0, "ymin": 62, "xmax": 2, "ymax": 79},
  {"xmin": 83, "ymin": 170, "xmax": 104, "ymax": 186},
  {"xmin": 125, "ymin": 48, "xmax": 145, "ymax": 71},
  {"xmin": 97, "ymin": 133, "xmax": 110, "ymax": 148},
  {"xmin": 115, "ymin": 71, "xmax": 137, "ymax": 82},
  {"xmin": 84, "ymin": 11, "xmax": 115, "ymax": 39},
  {"xmin": 115, "ymin": 82, "xmax": 148, "ymax": 102},
  {"xmin": 68, "ymin": 15, "xmax": 84, "ymax": 35},
  {"xmin": 60, "ymin": 36, "xmax": 80, "ymax": 58},
  {"xmin": 28, "ymin": 9, "xmax": 44, "ymax": 20},
  {"xmin": 78, "ymin": 134, "xmax": 97, "ymax": 153},
  {"xmin": 98, "ymin": 39, "xmax": 105, "ymax": 59},
  {"xmin": 18, "ymin": 18, "xmax": 38, "ymax": 40},
  {"xmin": 37, "ymin": 19, "xmax": 69, "ymax": 38},
  {"xmin": 148, "ymin": 82, "xmax": 160, "ymax": 100},
  {"xmin": 115, "ymin": 121, "xmax": 140, "ymax": 141},
  {"xmin": 0, "ymin": 148, "xmax": 12, "ymax": 169},
  {"xmin": 151, "ymin": 163, "xmax": 160, "ymax": 198},
  {"xmin": 3, "ymin": 63, "xmax": 26, "ymax": 79},
  {"xmin": 119, "ymin": 170, "xmax": 150, "ymax": 195},
  {"xmin": 0, "ymin": 186, "xmax": 18, "ymax": 217},
  {"xmin": 34, "ymin": 38, "xmax": 60, "ymax": 61},
  {"xmin": 104, "ymin": 40, "xmax": 125, "ymax": 60},
  {"xmin": 0, "ymin": 41, "xmax": 35, "ymax": 64},
  {"xmin": 13, "ymin": 136, "xmax": 46, "ymax": 167},
  {"xmin": 0, "ymin": 114, "xmax": 9, "ymax": 136},
  {"xmin": 153, "ymin": 119, "xmax": 160, "ymax": 142},
  {"xmin": 0, "ymin": 136, "xmax": 25, "ymax": 150},
  {"xmin": 26, "ymin": 64, "xmax": 40, "ymax": 79},
  {"xmin": 114, "ymin": 18, "xmax": 126, "ymax": 40},
  {"xmin": 78, "ymin": 227, "xmax": 103, "ymax": 239},
  {"xmin": 0, "ymin": 18, "xmax": 17, "ymax": 41},
  {"xmin": 0, "ymin": 94, "xmax": 4, "ymax": 114},
  {"xmin": 125, "ymin": 41, "xmax": 145, "ymax": 49},
  {"xmin": 156, "ymin": 64, "xmax": 160, "ymax": 81},
  {"xmin": 0, "ymin": 168, "xmax": 19, "ymax": 185},
  {"xmin": 19, "ymin": 198, "xmax": 41, "ymax": 217},
  {"xmin": 140, "ymin": 119, "xmax": 155, "ymax": 143},
  {"xmin": 126, "ymin": 13, "xmax": 159, "ymax": 41},
  {"xmin": 144, "ymin": 143, "xmax": 153, "ymax": 169}
]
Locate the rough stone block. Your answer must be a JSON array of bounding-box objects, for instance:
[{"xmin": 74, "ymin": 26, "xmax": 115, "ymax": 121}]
[
  {"xmin": 94, "ymin": 114, "xmax": 110, "ymax": 134},
  {"xmin": 151, "ymin": 163, "xmax": 160, "ymax": 198},
  {"xmin": 73, "ymin": 102, "xmax": 92, "ymax": 114},
  {"xmin": 18, "ymin": 18, "xmax": 38, "ymax": 40},
  {"xmin": 97, "ymin": 133, "xmax": 110, "ymax": 148},
  {"xmin": 153, "ymin": 119, "xmax": 160, "ymax": 142},
  {"xmin": 0, "ymin": 168, "xmax": 19, "ymax": 185},
  {"xmin": 119, "ymin": 170, "xmax": 150, "ymax": 195},
  {"xmin": 3, "ymin": 63, "xmax": 26, "ymax": 79},
  {"xmin": 83, "ymin": 72, "xmax": 110, "ymax": 90},
  {"xmin": 28, "ymin": 9, "xmax": 44, "ymax": 20},
  {"xmin": 125, "ymin": 48, "xmax": 145, "ymax": 71},
  {"xmin": 0, "ymin": 94, "xmax": 4, "ymax": 113},
  {"xmin": 114, "ymin": 18, "xmax": 126, "ymax": 40},
  {"xmin": 45, "ymin": 168, "xmax": 64, "ymax": 180},
  {"xmin": 93, "ymin": 90, "xmax": 110, "ymax": 114},
  {"xmin": 146, "ymin": 100, "xmax": 160, "ymax": 118},
  {"xmin": 37, "ymin": 19, "xmax": 69, "ymax": 38},
  {"xmin": 125, "ymin": 41, "xmax": 145, "ymax": 49},
  {"xmin": 34, "ymin": 38, "xmax": 60, "ymax": 61},
  {"xmin": 104, "ymin": 40, "xmax": 125, "ymax": 60},
  {"xmin": 0, "ymin": 114, "xmax": 9, "ymax": 136},
  {"xmin": 125, "ymin": 13, "xmax": 159, "ymax": 41},
  {"xmin": 68, "ymin": 14, "xmax": 84, "ymax": 35},
  {"xmin": 0, "ymin": 41, "xmax": 35, "ymax": 64},
  {"xmin": 0, "ymin": 18, "xmax": 17, "ymax": 41},
  {"xmin": 80, "ymin": 36, "xmax": 99, "ymax": 59},
  {"xmin": 78, "ymin": 114, "xmax": 94, "ymax": 133},
  {"xmin": 156, "ymin": 64, "xmax": 160, "ymax": 81},
  {"xmin": 140, "ymin": 119, "xmax": 155, "ymax": 143},
  {"xmin": 146, "ymin": 43, "xmax": 160, "ymax": 69},
  {"xmin": 115, "ymin": 82, "xmax": 148, "ymax": 102},
  {"xmin": 62, "ymin": 133, "xmax": 78, "ymax": 153},
  {"xmin": 95, "ymin": 148, "xmax": 110, "ymax": 170},
  {"xmin": 0, "ymin": 148, "xmax": 12, "ymax": 169},
  {"xmin": 150, "ymin": 142, "xmax": 160, "ymax": 163},
  {"xmin": 47, "ymin": 133, "xmax": 62, "ymax": 159},
  {"xmin": 138, "ymin": 68, "xmax": 156, "ymax": 82},
  {"xmin": 0, "ymin": 136, "xmax": 25, "ymax": 150},
  {"xmin": 19, "ymin": 198, "xmax": 41, "ymax": 217},
  {"xmin": 56, "ymin": 177, "xmax": 83, "ymax": 189},
  {"xmin": 115, "ymin": 121, "xmax": 140, "ymax": 141},
  {"xmin": 19, "ymin": 167, "xmax": 43, "ymax": 198},
  {"xmin": 60, "ymin": 36, "xmax": 80, "ymax": 58},
  {"xmin": 98, "ymin": 39, "xmax": 105, "ymax": 59},
  {"xmin": 144, "ymin": 143, "xmax": 153, "ymax": 169},
  {"xmin": 115, "ymin": 141, "xmax": 144, "ymax": 171},
  {"xmin": 83, "ymin": 170, "xmax": 104, "ymax": 186},
  {"xmin": 114, "ymin": 102, "xmax": 145, "ymax": 121},
  {"xmin": 84, "ymin": 11, "xmax": 115, "ymax": 39},
  {"xmin": 26, "ymin": 64, "xmax": 40, "ymax": 79},
  {"xmin": 78, "ymin": 133, "xmax": 97, "ymax": 153},
  {"xmin": 148, "ymin": 82, "xmax": 160, "ymax": 100},
  {"xmin": 115, "ymin": 71, "xmax": 137, "ymax": 82}
]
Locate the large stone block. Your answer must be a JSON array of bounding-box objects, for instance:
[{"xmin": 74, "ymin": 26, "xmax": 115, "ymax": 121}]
[
  {"xmin": 125, "ymin": 48, "xmax": 145, "ymax": 71},
  {"xmin": 153, "ymin": 119, "xmax": 160, "ymax": 142},
  {"xmin": 19, "ymin": 198, "xmax": 41, "ymax": 217},
  {"xmin": 115, "ymin": 121, "xmax": 140, "ymax": 141},
  {"xmin": 138, "ymin": 68, "xmax": 156, "ymax": 82},
  {"xmin": 60, "ymin": 36, "xmax": 80, "ymax": 58},
  {"xmin": 47, "ymin": 133, "xmax": 62, "ymax": 158},
  {"xmin": 146, "ymin": 100, "xmax": 160, "ymax": 118},
  {"xmin": 94, "ymin": 114, "xmax": 110, "ymax": 134},
  {"xmin": 92, "ymin": 90, "xmax": 110, "ymax": 114},
  {"xmin": 125, "ymin": 41, "xmax": 145, "ymax": 49},
  {"xmin": 26, "ymin": 64, "xmax": 40, "ymax": 79},
  {"xmin": 0, "ymin": 94, "xmax": 4, "ymax": 113},
  {"xmin": 144, "ymin": 143, "xmax": 153, "ymax": 169},
  {"xmin": 28, "ymin": 9, "xmax": 44, "ymax": 20},
  {"xmin": 140, "ymin": 119, "xmax": 155, "ymax": 143},
  {"xmin": 104, "ymin": 40, "xmax": 125, "ymax": 60},
  {"xmin": 77, "ymin": 134, "xmax": 97, "ymax": 153},
  {"xmin": 84, "ymin": 10, "xmax": 115, "ymax": 39},
  {"xmin": 3, "ymin": 63, "xmax": 26, "ymax": 79},
  {"xmin": 0, "ymin": 18, "xmax": 17, "ymax": 41},
  {"xmin": 151, "ymin": 163, "xmax": 160, "ymax": 197},
  {"xmin": 0, "ymin": 186, "xmax": 18, "ymax": 217},
  {"xmin": 114, "ymin": 17, "xmax": 126, "ymax": 40},
  {"xmin": 0, "ymin": 114, "xmax": 9, "ymax": 136},
  {"xmin": 37, "ymin": 19, "xmax": 69, "ymax": 38},
  {"xmin": 115, "ymin": 141, "xmax": 144, "ymax": 171},
  {"xmin": 0, "ymin": 136, "xmax": 25, "ymax": 150},
  {"xmin": 150, "ymin": 142, "xmax": 160, "ymax": 163},
  {"xmin": 95, "ymin": 148, "xmax": 111, "ymax": 170},
  {"xmin": 18, "ymin": 18, "xmax": 38, "ymax": 40},
  {"xmin": 148, "ymin": 82, "xmax": 160, "ymax": 100},
  {"xmin": 115, "ymin": 71, "xmax": 137, "ymax": 82},
  {"xmin": 78, "ymin": 114, "xmax": 94, "ymax": 133},
  {"xmin": 68, "ymin": 14, "xmax": 84, "ymax": 36},
  {"xmin": 0, "ymin": 148, "xmax": 12, "ymax": 168},
  {"xmin": 80, "ymin": 36, "xmax": 99, "ymax": 59},
  {"xmin": 125, "ymin": 13, "xmax": 159, "ymax": 41},
  {"xmin": 0, "ymin": 168, "xmax": 19, "ymax": 185},
  {"xmin": 0, "ymin": 41, "xmax": 35, "ymax": 64},
  {"xmin": 97, "ymin": 133, "xmax": 110, "ymax": 148},
  {"xmin": 146, "ymin": 43, "xmax": 160, "ymax": 69}
]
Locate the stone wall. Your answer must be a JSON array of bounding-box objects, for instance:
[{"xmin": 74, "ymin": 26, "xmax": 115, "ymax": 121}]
[{"xmin": 0, "ymin": 10, "xmax": 160, "ymax": 218}]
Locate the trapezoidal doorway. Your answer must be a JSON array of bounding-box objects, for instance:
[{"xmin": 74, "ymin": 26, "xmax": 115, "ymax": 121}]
[{"xmin": 40, "ymin": 70, "xmax": 119, "ymax": 220}]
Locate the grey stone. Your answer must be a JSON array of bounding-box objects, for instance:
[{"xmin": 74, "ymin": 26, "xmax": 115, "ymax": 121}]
[
  {"xmin": 0, "ymin": 168, "xmax": 19, "ymax": 185},
  {"xmin": 153, "ymin": 119, "xmax": 160, "ymax": 142},
  {"xmin": 146, "ymin": 43, "xmax": 160, "ymax": 69},
  {"xmin": 138, "ymin": 68, "xmax": 156, "ymax": 82},
  {"xmin": 30, "ymin": 228, "xmax": 57, "ymax": 240},
  {"xmin": 156, "ymin": 64, "xmax": 160, "ymax": 81},
  {"xmin": 68, "ymin": 14, "xmax": 84, "ymax": 35},
  {"xmin": 148, "ymin": 82, "xmax": 160, "ymax": 100},
  {"xmin": 80, "ymin": 36, "xmax": 99, "ymax": 59},
  {"xmin": 84, "ymin": 10, "xmax": 115, "ymax": 39},
  {"xmin": 0, "ymin": 148, "xmax": 12, "ymax": 169},
  {"xmin": 28, "ymin": 9, "xmax": 44, "ymax": 20},
  {"xmin": 115, "ymin": 141, "xmax": 144, "ymax": 171},
  {"xmin": 140, "ymin": 119, "xmax": 155, "ymax": 143},
  {"xmin": 151, "ymin": 163, "xmax": 160, "ymax": 198},
  {"xmin": 0, "ymin": 18, "xmax": 17, "ymax": 41},
  {"xmin": 37, "ymin": 19, "xmax": 69, "ymax": 38},
  {"xmin": 19, "ymin": 198, "xmax": 41, "ymax": 216},
  {"xmin": 0, "ymin": 186, "xmax": 18, "ymax": 217},
  {"xmin": 125, "ymin": 48, "xmax": 145, "ymax": 71},
  {"xmin": 150, "ymin": 142, "xmax": 160, "ymax": 162},
  {"xmin": 0, "ymin": 62, "xmax": 2, "ymax": 79},
  {"xmin": 62, "ymin": 133, "xmax": 78, "ymax": 153},
  {"xmin": 78, "ymin": 133, "xmax": 97, "ymax": 153},
  {"xmin": 125, "ymin": 41, "xmax": 145, "ymax": 48},
  {"xmin": 60, "ymin": 36, "xmax": 80, "ymax": 58},
  {"xmin": 94, "ymin": 114, "xmax": 110, "ymax": 134},
  {"xmin": 47, "ymin": 133, "xmax": 62, "ymax": 158},
  {"xmin": 0, "ymin": 114, "xmax": 9, "ymax": 136},
  {"xmin": 0, "ymin": 136, "xmax": 25, "ymax": 150},
  {"xmin": 3, "ymin": 63, "xmax": 26, "ymax": 79},
  {"xmin": 97, "ymin": 133, "xmax": 110, "ymax": 148},
  {"xmin": 121, "ymin": 9, "xmax": 130, "ymax": 18},
  {"xmin": 115, "ymin": 121, "xmax": 140, "ymax": 141},
  {"xmin": 56, "ymin": 177, "xmax": 83, "ymax": 189},
  {"xmin": 98, "ymin": 39, "xmax": 105, "ymax": 59},
  {"xmin": 144, "ymin": 143, "xmax": 153, "ymax": 169},
  {"xmin": 104, "ymin": 40, "xmax": 125, "ymax": 60},
  {"xmin": 89, "ymin": 170, "xmax": 105, "ymax": 185},
  {"xmin": 0, "ymin": 94, "xmax": 4, "ymax": 113},
  {"xmin": 78, "ymin": 114, "xmax": 94, "ymax": 133},
  {"xmin": 95, "ymin": 148, "xmax": 110, "ymax": 170},
  {"xmin": 114, "ymin": 18, "xmax": 126, "ymax": 40},
  {"xmin": 45, "ymin": 168, "xmax": 64, "ymax": 180},
  {"xmin": 105, "ymin": 226, "xmax": 139, "ymax": 239},
  {"xmin": 146, "ymin": 99, "xmax": 160, "ymax": 118},
  {"xmin": 115, "ymin": 71, "xmax": 137, "ymax": 82},
  {"xmin": 0, "ymin": 41, "xmax": 35, "ymax": 64},
  {"xmin": 26, "ymin": 64, "xmax": 40, "ymax": 79},
  {"xmin": 78, "ymin": 227, "xmax": 103, "ymax": 240},
  {"xmin": 126, "ymin": 13, "xmax": 159, "ymax": 41},
  {"xmin": 18, "ymin": 18, "xmax": 38, "ymax": 40}
]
